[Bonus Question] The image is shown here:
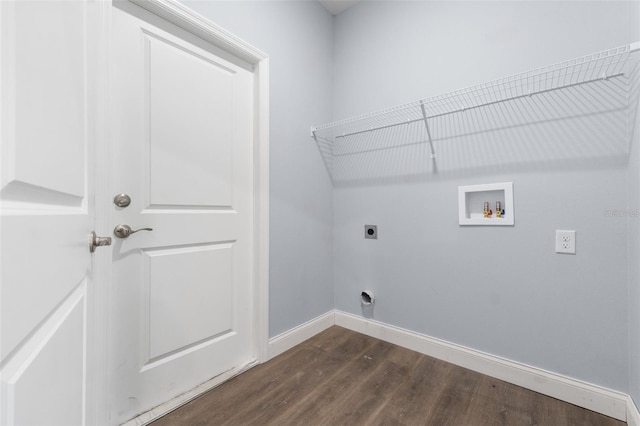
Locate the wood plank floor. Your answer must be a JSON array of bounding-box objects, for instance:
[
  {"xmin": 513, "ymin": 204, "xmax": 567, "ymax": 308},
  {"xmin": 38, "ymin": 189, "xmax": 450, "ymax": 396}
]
[{"xmin": 151, "ymin": 326, "xmax": 625, "ymax": 426}]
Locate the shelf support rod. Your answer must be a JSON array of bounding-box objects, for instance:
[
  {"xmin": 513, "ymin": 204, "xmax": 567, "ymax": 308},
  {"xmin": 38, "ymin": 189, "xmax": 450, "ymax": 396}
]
[{"xmin": 420, "ymin": 101, "xmax": 436, "ymax": 159}]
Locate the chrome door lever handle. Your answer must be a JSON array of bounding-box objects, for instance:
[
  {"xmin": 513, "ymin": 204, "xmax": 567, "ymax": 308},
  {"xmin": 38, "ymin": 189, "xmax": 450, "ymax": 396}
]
[
  {"xmin": 113, "ymin": 224, "xmax": 153, "ymax": 239},
  {"xmin": 90, "ymin": 231, "xmax": 112, "ymax": 253}
]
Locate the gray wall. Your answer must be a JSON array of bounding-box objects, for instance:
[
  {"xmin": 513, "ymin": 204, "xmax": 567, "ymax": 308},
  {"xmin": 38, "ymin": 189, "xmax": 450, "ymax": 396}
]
[
  {"xmin": 333, "ymin": 1, "xmax": 639, "ymax": 392},
  {"xmin": 180, "ymin": 0, "xmax": 335, "ymax": 337},
  {"xmin": 177, "ymin": 0, "xmax": 640, "ymax": 396}
]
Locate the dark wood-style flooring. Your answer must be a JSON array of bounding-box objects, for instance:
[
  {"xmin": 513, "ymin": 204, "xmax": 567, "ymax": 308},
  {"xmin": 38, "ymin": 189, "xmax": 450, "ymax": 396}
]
[{"xmin": 152, "ymin": 326, "xmax": 625, "ymax": 426}]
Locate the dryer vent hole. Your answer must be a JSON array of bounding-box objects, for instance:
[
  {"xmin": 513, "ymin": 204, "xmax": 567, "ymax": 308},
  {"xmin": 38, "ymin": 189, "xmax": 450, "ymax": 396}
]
[{"xmin": 361, "ymin": 291, "xmax": 374, "ymax": 305}]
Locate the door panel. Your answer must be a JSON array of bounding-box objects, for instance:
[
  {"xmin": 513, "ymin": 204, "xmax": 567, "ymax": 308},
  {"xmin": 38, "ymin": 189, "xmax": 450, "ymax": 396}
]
[
  {"xmin": 110, "ymin": 5, "xmax": 254, "ymax": 423},
  {"xmin": 0, "ymin": 1, "xmax": 94, "ymax": 425},
  {"xmin": 146, "ymin": 33, "xmax": 235, "ymax": 208},
  {"xmin": 4, "ymin": 0, "xmax": 86, "ymax": 199},
  {"xmin": 145, "ymin": 243, "xmax": 234, "ymax": 360},
  {"xmin": 3, "ymin": 285, "xmax": 85, "ymax": 425}
]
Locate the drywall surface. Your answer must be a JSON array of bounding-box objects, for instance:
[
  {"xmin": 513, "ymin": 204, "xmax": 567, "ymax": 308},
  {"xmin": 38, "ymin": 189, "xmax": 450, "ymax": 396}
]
[
  {"xmin": 180, "ymin": 1, "xmax": 334, "ymax": 337},
  {"xmin": 333, "ymin": 1, "xmax": 639, "ymax": 391}
]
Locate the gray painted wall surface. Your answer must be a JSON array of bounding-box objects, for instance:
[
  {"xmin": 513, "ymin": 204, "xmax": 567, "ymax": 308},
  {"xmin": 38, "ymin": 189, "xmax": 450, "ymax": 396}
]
[
  {"xmin": 180, "ymin": 1, "xmax": 335, "ymax": 338},
  {"xmin": 177, "ymin": 0, "xmax": 640, "ymax": 396},
  {"xmin": 333, "ymin": 1, "xmax": 639, "ymax": 391}
]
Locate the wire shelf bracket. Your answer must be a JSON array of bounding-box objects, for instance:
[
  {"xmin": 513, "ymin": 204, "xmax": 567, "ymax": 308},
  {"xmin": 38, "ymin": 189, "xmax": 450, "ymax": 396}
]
[{"xmin": 419, "ymin": 100, "xmax": 436, "ymax": 159}]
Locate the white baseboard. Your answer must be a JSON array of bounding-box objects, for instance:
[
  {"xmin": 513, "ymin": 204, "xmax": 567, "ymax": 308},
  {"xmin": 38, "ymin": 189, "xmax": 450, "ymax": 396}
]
[
  {"xmin": 334, "ymin": 310, "xmax": 628, "ymax": 422},
  {"xmin": 628, "ymin": 396, "xmax": 640, "ymax": 426},
  {"xmin": 267, "ymin": 311, "xmax": 335, "ymax": 360}
]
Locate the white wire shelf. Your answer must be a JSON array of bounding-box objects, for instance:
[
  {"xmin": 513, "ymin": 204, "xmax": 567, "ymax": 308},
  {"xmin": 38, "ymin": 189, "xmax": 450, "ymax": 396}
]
[{"xmin": 312, "ymin": 43, "xmax": 640, "ymax": 181}]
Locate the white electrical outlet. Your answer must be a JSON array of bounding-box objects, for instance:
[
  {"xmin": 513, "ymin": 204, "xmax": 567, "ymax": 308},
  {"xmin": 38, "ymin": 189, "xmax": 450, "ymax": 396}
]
[{"xmin": 555, "ymin": 230, "xmax": 576, "ymax": 254}]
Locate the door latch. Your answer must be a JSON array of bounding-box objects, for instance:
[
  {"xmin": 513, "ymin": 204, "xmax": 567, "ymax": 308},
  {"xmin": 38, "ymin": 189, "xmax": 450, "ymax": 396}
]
[{"xmin": 90, "ymin": 231, "xmax": 112, "ymax": 253}]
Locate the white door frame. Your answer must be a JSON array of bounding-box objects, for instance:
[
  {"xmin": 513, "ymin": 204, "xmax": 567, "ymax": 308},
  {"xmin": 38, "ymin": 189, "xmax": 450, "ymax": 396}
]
[{"xmin": 97, "ymin": 0, "xmax": 269, "ymax": 423}]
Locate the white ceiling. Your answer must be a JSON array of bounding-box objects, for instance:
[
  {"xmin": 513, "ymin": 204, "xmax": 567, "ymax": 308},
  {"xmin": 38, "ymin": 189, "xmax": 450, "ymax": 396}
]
[{"xmin": 319, "ymin": 0, "xmax": 360, "ymax": 15}]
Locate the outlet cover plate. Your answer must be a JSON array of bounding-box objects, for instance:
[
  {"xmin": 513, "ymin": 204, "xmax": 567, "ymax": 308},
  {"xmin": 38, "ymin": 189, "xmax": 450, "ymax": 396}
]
[{"xmin": 555, "ymin": 230, "xmax": 576, "ymax": 254}]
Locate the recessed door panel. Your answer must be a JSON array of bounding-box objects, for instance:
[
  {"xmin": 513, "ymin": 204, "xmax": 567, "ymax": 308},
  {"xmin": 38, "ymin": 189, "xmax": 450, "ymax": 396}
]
[
  {"xmin": 3, "ymin": 287, "xmax": 85, "ymax": 426},
  {"xmin": 145, "ymin": 243, "xmax": 234, "ymax": 361},
  {"xmin": 2, "ymin": 1, "xmax": 86, "ymax": 200},
  {"xmin": 146, "ymin": 33, "xmax": 235, "ymax": 209}
]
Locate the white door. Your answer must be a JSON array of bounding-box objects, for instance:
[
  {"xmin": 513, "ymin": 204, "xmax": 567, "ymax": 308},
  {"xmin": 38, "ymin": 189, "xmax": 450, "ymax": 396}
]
[
  {"xmin": 109, "ymin": 4, "xmax": 255, "ymax": 423},
  {"xmin": 0, "ymin": 1, "xmax": 100, "ymax": 424}
]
